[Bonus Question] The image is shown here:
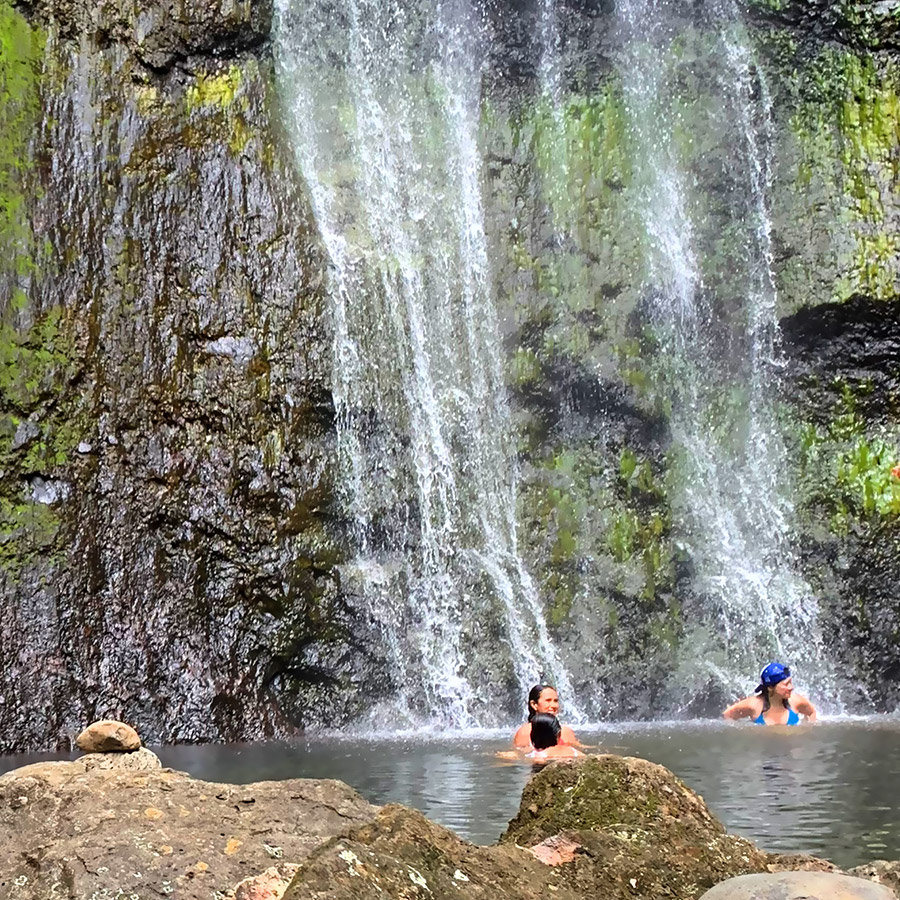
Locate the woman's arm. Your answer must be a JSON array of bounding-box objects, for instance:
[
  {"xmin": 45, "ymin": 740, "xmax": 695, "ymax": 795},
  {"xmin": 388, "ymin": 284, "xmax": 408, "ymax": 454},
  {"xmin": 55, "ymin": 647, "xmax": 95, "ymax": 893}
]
[
  {"xmin": 560, "ymin": 724, "xmax": 583, "ymax": 747},
  {"xmin": 793, "ymin": 694, "xmax": 817, "ymax": 722},
  {"xmin": 722, "ymin": 696, "xmax": 759, "ymax": 720}
]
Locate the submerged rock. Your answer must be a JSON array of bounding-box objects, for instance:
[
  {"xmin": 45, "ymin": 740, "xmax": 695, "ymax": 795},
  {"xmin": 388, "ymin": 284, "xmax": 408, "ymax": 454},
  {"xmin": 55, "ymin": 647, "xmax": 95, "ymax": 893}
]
[
  {"xmin": 75, "ymin": 718, "xmax": 142, "ymax": 752},
  {"xmin": 698, "ymin": 872, "xmax": 897, "ymax": 900},
  {"xmin": 0, "ymin": 763, "xmax": 377, "ymax": 900}
]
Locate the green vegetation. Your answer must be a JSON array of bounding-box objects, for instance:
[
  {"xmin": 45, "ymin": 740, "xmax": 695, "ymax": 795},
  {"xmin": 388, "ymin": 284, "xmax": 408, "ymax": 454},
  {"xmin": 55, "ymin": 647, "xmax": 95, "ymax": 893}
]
[
  {"xmin": 185, "ymin": 65, "xmax": 243, "ymax": 112},
  {"xmin": 796, "ymin": 382, "xmax": 900, "ymax": 532},
  {"xmin": 0, "ymin": 0, "xmax": 44, "ymax": 306},
  {"xmin": 788, "ymin": 48, "xmax": 900, "ymax": 302},
  {"xmin": 185, "ymin": 62, "xmax": 255, "ymax": 156}
]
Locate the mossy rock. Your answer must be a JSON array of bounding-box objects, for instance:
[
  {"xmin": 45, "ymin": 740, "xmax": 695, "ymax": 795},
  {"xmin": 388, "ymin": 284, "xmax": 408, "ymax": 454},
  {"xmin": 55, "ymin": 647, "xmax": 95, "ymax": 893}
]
[
  {"xmin": 501, "ymin": 756, "xmax": 770, "ymax": 900},
  {"xmin": 502, "ymin": 754, "xmax": 729, "ymax": 847},
  {"xmin": 284, "ymin": 804, "xmax": 579, "ymax": 900}
]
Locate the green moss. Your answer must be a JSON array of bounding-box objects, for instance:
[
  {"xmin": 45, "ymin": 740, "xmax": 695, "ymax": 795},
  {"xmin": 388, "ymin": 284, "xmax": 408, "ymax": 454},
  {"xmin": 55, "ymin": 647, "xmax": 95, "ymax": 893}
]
[
  {"xmin": 184, "ymin": 63, "xmax": 256, "ymax": 157},
  {"xmin": 185, "ymin": 65, "xmax": 243, "ymax": 112},
  {"xmin": 0, "ymin": 1, "xmax": 44, "ymax": 288},
  {"xmin": 0, "ymin": 306, "xmax": 85, "ymax": 573},
  {"xmin": 788, "ymin": 48, "xmax": 900, "ymax": 301}
]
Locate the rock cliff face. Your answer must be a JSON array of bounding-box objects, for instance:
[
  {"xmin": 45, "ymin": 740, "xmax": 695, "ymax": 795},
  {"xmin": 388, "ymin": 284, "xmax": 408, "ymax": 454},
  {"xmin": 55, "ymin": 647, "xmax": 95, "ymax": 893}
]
[
  {"xmin": 0, "ymin": 0, "xmax": 359, "ymax": 750},
  {"xmin": 2, "ymin": 0, "xmax": 900, "ymax": 748}
]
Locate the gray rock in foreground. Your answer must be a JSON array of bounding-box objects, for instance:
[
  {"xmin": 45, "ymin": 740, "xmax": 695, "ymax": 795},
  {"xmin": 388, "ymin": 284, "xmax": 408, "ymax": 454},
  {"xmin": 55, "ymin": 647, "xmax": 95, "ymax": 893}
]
[
  {"xmin": 699, "ymin": 872, "xmax": 898, "ymax": 900},
  {"xmin": 0, "ymin": 761, "xmax": 378, "ymax": 900}
]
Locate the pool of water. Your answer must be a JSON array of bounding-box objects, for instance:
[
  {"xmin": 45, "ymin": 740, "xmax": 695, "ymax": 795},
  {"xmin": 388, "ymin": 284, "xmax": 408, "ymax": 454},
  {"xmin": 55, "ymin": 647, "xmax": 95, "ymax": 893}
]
[{"xmin": 3, "ymin": 718, "xmax": 899, "ymax": 868}]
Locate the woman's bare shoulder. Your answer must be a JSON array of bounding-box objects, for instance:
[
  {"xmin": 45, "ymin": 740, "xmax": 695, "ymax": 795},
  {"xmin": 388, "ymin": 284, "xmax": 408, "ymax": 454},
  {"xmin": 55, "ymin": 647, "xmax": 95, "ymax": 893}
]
[{"xmin": 513, "ymin": 722, "xmax": 532, "ymax": 747}]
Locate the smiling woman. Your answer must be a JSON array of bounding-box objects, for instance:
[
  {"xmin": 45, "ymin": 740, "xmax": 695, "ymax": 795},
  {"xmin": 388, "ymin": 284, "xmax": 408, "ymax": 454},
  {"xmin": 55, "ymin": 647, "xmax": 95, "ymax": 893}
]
[
  {"xmin": 512, "ymin": 684, "xmax": 582, "ymax": 748},
  {"xmin": 722, "ymin": 663, "xmax": 818, "ymax": 726}
]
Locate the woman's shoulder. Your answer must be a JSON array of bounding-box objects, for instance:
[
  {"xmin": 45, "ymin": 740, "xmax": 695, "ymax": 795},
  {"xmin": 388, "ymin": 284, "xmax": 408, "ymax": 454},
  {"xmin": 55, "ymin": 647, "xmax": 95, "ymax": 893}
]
[{"xmin": 513, "ymin": 722, "xmax": 532, "ymax": 747}]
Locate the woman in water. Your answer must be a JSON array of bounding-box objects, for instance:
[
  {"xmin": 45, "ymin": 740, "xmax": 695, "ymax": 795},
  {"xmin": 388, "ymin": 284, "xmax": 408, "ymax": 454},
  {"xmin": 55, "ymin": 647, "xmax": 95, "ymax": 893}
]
[
  {"xmin": 526, "ymin": 713, "xmax": 583, "ymax": 760},
  {"xmin": 513, "ymin": 683, "xmax": 581, "ymax": 748},
  {"xmin": 722, "ymin": 662, "xmax": 817, "ymax": 725}
]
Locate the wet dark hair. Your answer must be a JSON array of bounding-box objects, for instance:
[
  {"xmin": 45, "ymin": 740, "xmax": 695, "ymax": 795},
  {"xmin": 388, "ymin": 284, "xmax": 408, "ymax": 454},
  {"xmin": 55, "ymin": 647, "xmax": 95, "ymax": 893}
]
[
  {"xmin": 530, "ymin": 713, "xmax": 562, "ymax": 750},
  {"xmin": 527, "ymin": 683, "xmax": 556, "ymax": 722}
]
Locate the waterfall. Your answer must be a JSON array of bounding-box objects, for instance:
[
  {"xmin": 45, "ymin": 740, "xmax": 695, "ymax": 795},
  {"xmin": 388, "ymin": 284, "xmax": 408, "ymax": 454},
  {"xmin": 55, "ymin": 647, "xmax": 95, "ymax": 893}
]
[
  {"xmin": 274, "ymin": 0, "xmax": 578, "ymax": 727},
  {"xmin": 612, "ymin": 0, "xmax": 835, "ymax": 704}
]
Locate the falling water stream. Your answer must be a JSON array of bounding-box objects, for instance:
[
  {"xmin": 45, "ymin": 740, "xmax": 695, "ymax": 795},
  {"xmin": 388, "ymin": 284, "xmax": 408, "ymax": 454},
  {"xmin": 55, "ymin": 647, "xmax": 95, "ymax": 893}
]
[
  {"xmin": 274, "ymin": 0, "xmax": 838, "ymax": 725},
  {"xmin": 274, "ymin": 0, "xmax": 578, "ymax": 727},
  {"xmin": 612, "ymin": 0, "xmax": 835, "ymax": 703}
]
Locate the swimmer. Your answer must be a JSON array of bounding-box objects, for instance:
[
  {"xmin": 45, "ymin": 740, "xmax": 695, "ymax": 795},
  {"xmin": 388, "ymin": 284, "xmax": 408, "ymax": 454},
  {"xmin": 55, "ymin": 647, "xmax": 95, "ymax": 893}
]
[
  {"xmin": 513, "ymin": 684, "xmax": 581, "ymax": 749},
  {"xmin": 526, "ymin": 713, "xmax": 584, "ymax": 760},
  {"xmin": 722, "ymin": 662, "xmax": 817, "ymax": 726}
]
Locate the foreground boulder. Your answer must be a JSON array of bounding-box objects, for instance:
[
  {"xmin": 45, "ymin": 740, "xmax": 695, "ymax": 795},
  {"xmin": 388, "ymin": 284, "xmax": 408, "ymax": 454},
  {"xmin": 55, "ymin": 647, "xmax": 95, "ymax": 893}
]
[
  {"xmin": 0, "ymin": 753, "xmax": 891, "ymax": 900},
  {"xmin": 284, "ymin": 803, "xmax": 579, "ymax": 900},
  {"xmin": 851, "ymin": 862, "xmax": 900, "ymax": 897},
  {"xmin": 0, "ymin": 762, "xmax": 378, "ymax": 900},
  {"xmin": 699, "ymin": 872, "xmax": 897, "ymax": 900},
  {"xmin": 499, "ymin": 754, "xmax": 770, "ymax": 900},
  {"xmin": 282, "ymin": 756, "xmax": 832, "ymax": 900},
  {"xmin": 74, "ymin": 719, "xmax": 142, "ymax": 752}
]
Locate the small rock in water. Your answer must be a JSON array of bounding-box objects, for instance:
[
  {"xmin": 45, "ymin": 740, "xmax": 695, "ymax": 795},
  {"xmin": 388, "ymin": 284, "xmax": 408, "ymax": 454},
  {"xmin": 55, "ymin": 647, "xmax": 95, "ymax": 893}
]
[
  {"xmin": 76, "ymin": 441, "xmax": 93, "ymax": 453},
  {"xmin": 75, "ymin": 720, "xmax": 142, "ymax": 753},
  {"xmin": 699, "ymin": 872, "xmax": 898, "ymax": 900}
]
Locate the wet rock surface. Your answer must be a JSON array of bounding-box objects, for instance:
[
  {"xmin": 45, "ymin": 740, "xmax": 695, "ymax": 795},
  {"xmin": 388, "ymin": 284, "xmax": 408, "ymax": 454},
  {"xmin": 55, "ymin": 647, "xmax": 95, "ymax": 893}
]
[
  {"xmin": 0, "ymin": 0, "xmax": 363, "ymax": 750},
  {"xmin": 0, "ymin": 762, "xmax": 378, "ymax": 900}
]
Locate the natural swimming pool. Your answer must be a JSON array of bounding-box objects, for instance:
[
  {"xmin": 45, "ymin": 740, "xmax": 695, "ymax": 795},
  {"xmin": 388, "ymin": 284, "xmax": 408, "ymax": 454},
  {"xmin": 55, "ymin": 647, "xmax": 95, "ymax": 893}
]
[{"xmin": 3, "ymin": 718, "xmax": 898, "ymax": 869}]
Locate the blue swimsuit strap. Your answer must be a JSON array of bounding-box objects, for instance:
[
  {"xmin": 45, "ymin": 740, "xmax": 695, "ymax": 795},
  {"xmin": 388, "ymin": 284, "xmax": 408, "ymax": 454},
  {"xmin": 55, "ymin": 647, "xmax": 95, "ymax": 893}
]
[{"xmin": 754, "ymin": 706, "xmax": 800, "ymax": 725}]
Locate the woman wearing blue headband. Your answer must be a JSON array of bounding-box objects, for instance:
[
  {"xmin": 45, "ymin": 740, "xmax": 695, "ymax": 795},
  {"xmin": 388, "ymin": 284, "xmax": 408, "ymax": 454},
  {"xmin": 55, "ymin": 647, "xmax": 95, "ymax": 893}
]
[{"xmin": 722, "ymin": 662, "xmax": 817, "ymax": 725}]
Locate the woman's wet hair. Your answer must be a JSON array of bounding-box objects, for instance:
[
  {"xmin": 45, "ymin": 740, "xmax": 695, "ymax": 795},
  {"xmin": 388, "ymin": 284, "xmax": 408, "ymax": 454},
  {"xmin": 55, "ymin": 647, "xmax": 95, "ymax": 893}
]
[
  {"xmin": 530, "ymin": 713, "xmax": 562, "ymax": 750},
  {"xmin": 527, "ymin": 683, "xmax": 556, "ymax": 721}
]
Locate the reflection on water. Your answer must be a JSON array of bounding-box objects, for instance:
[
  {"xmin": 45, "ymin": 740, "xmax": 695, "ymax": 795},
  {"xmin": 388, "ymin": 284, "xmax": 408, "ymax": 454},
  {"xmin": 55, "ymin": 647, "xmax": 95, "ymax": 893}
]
[{"xmin": 2, "ymin": 720, "xmax": 899, "ymax": 867}]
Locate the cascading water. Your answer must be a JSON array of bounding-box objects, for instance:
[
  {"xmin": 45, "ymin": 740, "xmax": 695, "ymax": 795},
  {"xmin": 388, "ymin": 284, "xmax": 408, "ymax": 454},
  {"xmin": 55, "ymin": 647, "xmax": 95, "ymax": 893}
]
[
  {"xmin": 612, "ymin": 0, "xmax": 836, "ymax": 704},
  {"xmin": 274, "ymin": 0, "xmax": 579, "ymax": 727}
]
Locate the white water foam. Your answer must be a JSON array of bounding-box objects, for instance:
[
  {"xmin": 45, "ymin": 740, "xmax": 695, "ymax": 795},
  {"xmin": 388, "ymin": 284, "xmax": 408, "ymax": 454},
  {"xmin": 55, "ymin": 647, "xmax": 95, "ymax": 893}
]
[{"xmin": 274, "ymin": 0, "xmax": 579, "ymax": 727}]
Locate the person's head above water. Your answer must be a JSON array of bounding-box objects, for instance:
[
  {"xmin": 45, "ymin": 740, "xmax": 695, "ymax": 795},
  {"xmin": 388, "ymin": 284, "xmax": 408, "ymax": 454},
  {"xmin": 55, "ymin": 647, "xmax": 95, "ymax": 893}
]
[
  {"xmin": 527, "ymin": 684, "xmax": 560, "ymax": 721},
  {"xmin": 756, "ymin": 662, "xmax": 794, "ymax": 708},
  {"xmin": 530, "ymin": 713, "xmax": 562, "ymax": 750}
]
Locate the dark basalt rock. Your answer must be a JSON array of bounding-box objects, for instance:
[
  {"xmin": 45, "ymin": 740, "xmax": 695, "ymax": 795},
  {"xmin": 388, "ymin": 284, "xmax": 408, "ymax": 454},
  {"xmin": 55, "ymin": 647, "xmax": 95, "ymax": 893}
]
[
  {"xmin": 18, "ymin": 0, "xmax": 274, "ymax": 69},
  {"xmin": 0, "ymin": 0, "xmax": 363, "ymax": 751},
  {"xmin": 781, "ymin": 295, "xmax": 900, "ymax": 428}
]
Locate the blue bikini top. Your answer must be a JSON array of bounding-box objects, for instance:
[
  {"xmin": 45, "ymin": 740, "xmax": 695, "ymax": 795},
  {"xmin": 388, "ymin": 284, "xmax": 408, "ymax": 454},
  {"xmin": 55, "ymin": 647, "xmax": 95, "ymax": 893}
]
[{"xmin": 754, "ymin": 707, "xmax": 800, "ymax": 726}]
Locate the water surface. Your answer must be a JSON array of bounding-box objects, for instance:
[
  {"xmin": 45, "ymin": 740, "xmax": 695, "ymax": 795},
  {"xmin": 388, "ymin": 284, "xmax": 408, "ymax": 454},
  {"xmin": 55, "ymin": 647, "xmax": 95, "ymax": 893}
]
[{"xmin": 3, "ymin": 720, "xmax": 899, "ymax": 868}]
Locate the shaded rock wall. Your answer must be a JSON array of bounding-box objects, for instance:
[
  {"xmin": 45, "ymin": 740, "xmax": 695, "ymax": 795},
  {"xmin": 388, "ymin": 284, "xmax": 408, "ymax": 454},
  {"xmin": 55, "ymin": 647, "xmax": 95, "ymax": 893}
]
[{"xmin": 0, "ymin": 0, "xmax": 359, "ymax": 750}]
